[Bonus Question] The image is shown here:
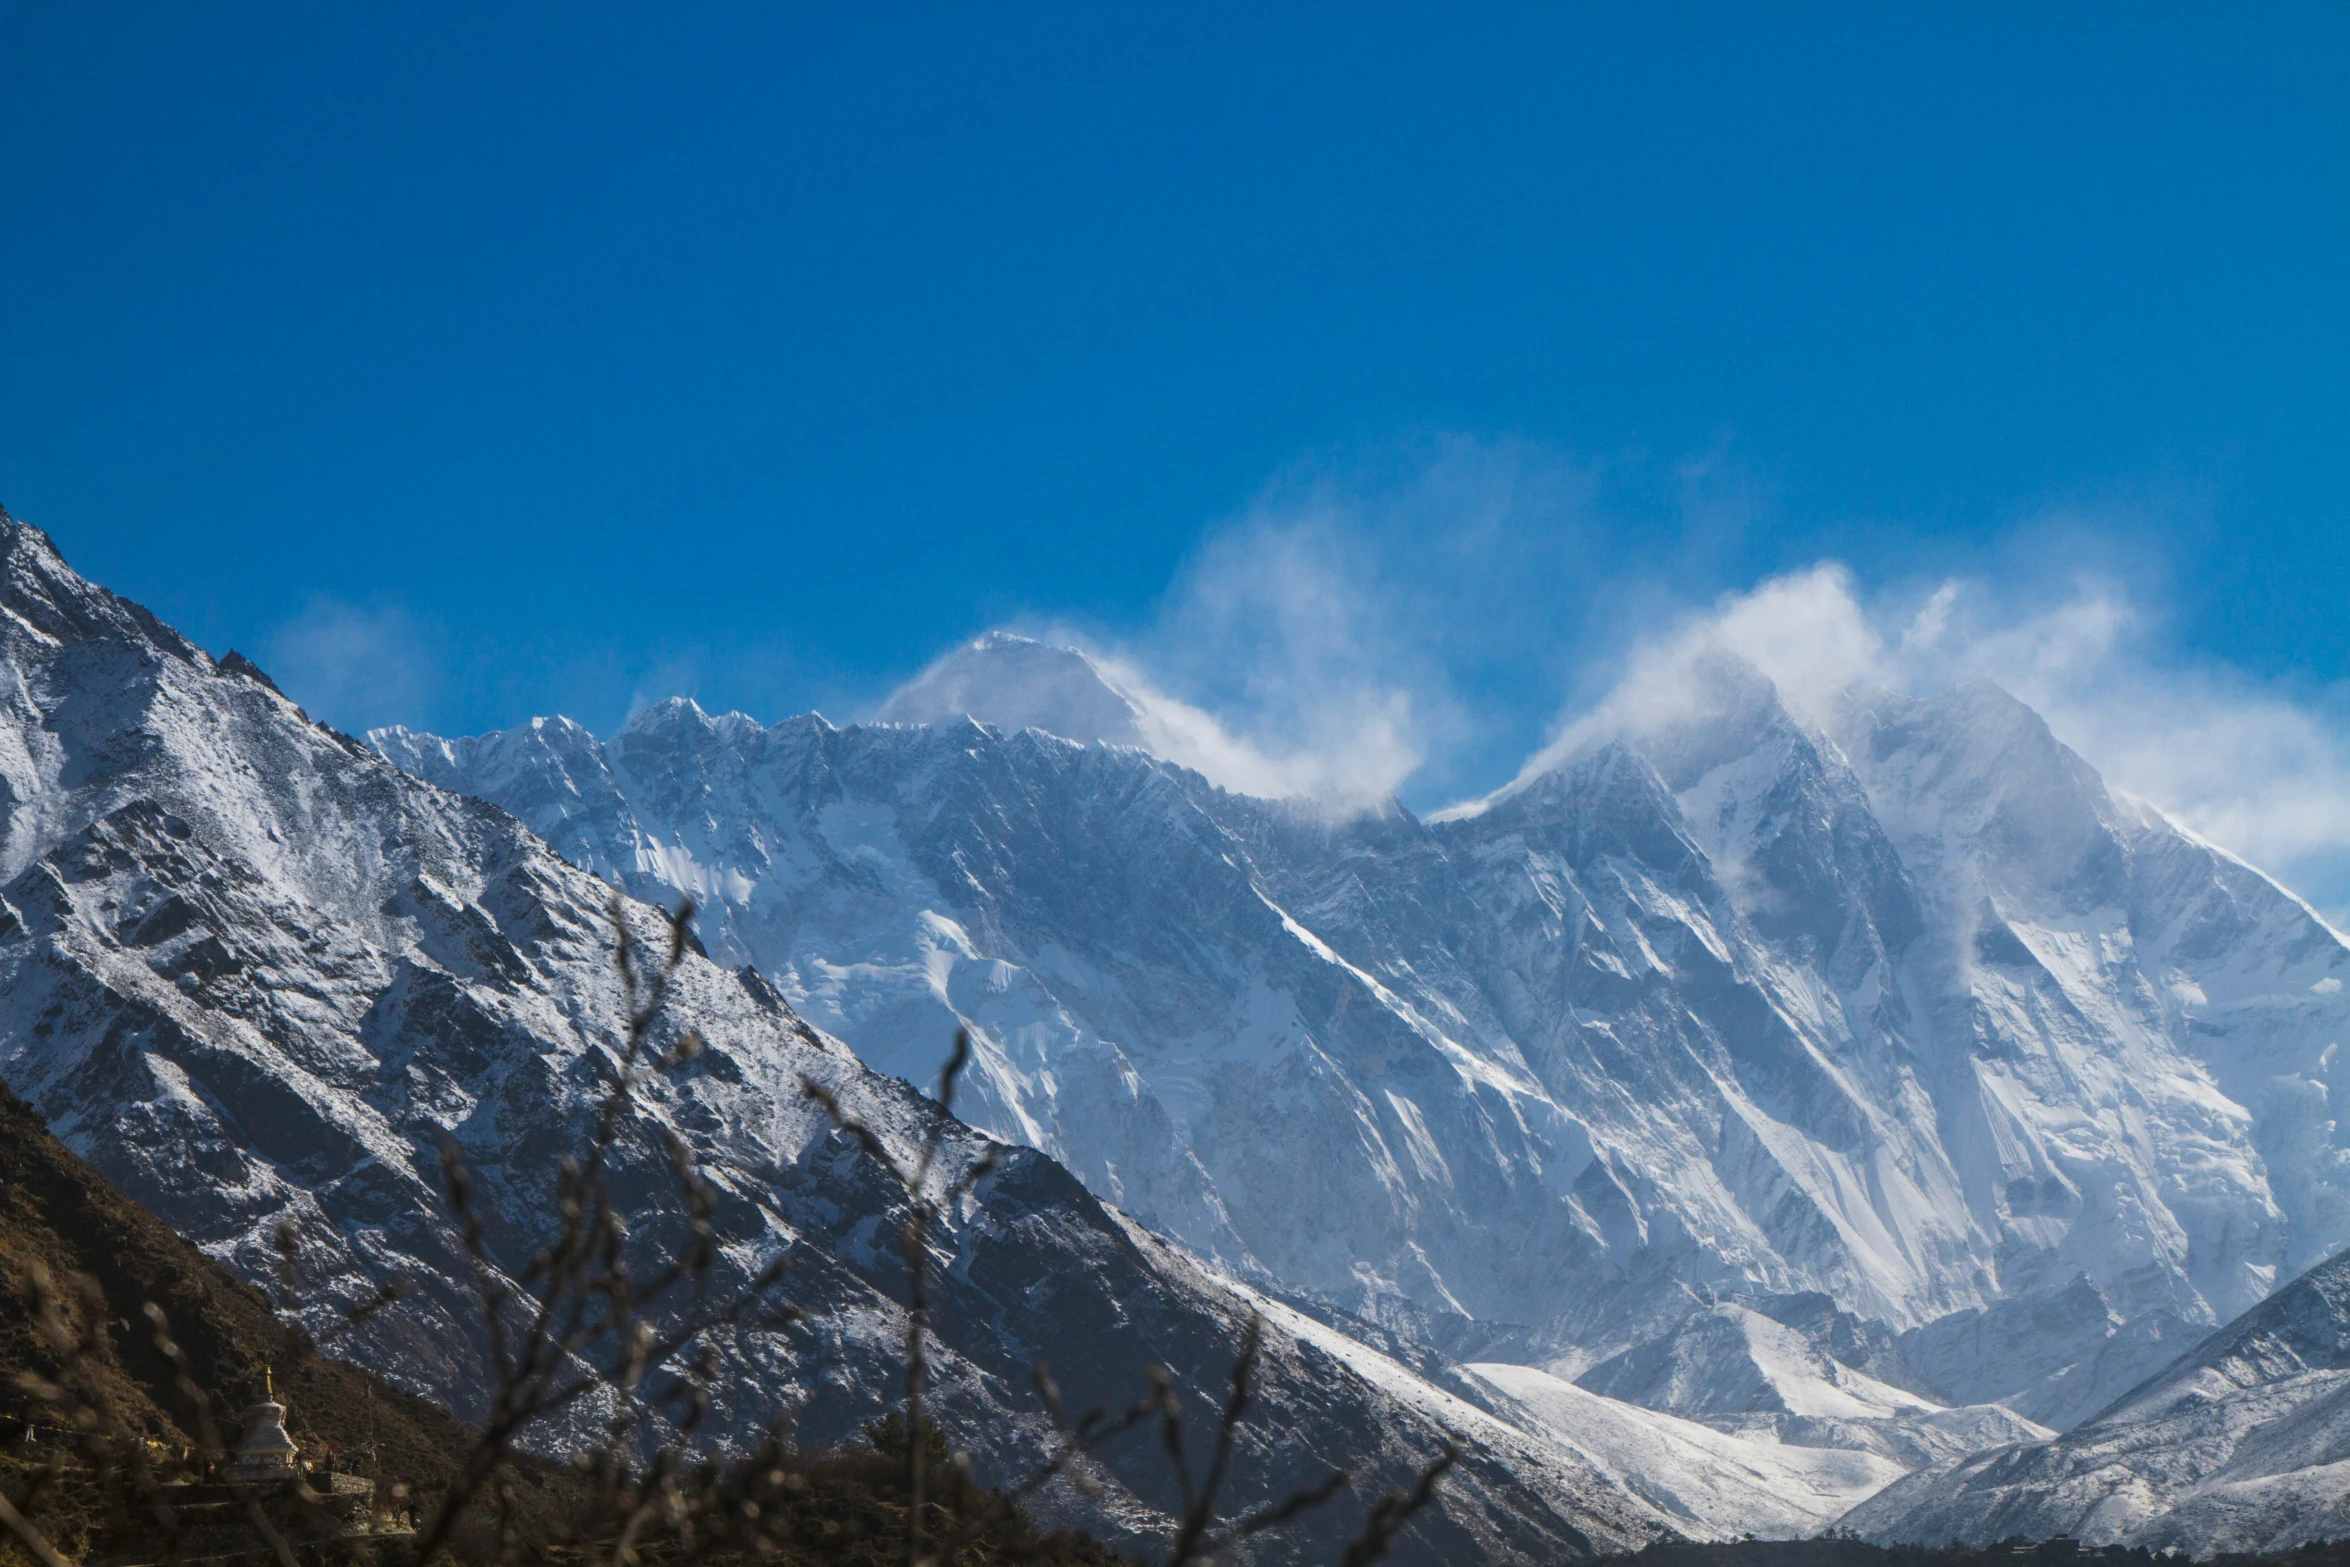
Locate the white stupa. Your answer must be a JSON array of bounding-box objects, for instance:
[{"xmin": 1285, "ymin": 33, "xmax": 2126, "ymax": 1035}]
[{"xmin": 229, "ymin": 1367, "xmax": 298, "ymax": 1481}]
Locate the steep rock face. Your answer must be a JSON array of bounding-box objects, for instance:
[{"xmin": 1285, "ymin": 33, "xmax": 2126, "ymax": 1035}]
[
  {"xmin": 0, "ymin": 517, "xmax": 1667, "ymax": 1565},
  {"xmin": 376, "ymin": 634, "xmax": 2350, "ymax": 1424},
  {"xmin": 1843, "ymin": 1246, "xmax": 2350, "ymax": 1553},
  {"xmin": 1830, "ymin": 682, "xmax": 2332, "ymax": 1328},
  {"xmin": 376, "ymin": 710, "xmax": 1258, "ymax": 1271}
]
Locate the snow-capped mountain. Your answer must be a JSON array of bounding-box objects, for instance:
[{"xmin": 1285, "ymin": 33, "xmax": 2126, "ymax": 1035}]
[
  {"xmin": 375, "ymin": 631, "xmax": 2350, "ymax": 1440},
  {"xmin": 28, "ymin": 503, "xmax": 2349, "ymax": 1554},
  {"xmin": 1845, "ymin": 1243, "xmax": 2350, "ymax": 1552},
  {"xmin": 0, "ymin": 516, "xmax": 1677, "ymax": 1564}
]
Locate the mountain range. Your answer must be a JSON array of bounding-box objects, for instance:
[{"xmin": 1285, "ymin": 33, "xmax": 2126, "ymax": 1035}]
[
  {"xmin": 373, "ymin": 626, "xmax": 2350, "ymax": 1551},
  {"xmin": 0, "ymin": 516, "xmax": 1674, "ymax": 1563},
  {"xmin": 379, "ymin": 630, "xmax": 2350, "ymax": 1416},
  {"xmin": 12, "ymin": 508, "xmax": 2350, "ymax": 1558},
  {"xmin": 1847, "ymin": 1244, "xmax": 2350, "ymax": 1551}
]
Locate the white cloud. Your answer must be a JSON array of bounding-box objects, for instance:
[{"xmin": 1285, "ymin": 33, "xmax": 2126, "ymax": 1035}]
[
  {"xmin": 1095, "ymin": 434, "xmax": 1619, "ymax": 805},
  {"xmin": 1122, "ymin": 516, "xmax": 1429, "ymax": 803},
  {"xmin": 1459, "ymin": 563, "xmax": 1888, "ymax": 807},
  {"xmin": 263, "ymin": 598, "xmax": 440, "ymax": 734},
  {"xmin": 1955, "ymin": 614, "xmax": 2350, "ymax": 923},
  {"xmin": 877, "ymin": 435, "xmax": 2350, "ymax": 917},
  {"xmin": 1869, "ymin": 573, "xmax": 2350, "ymax": 919},
  {"xmin": 1080, "ymin": 645, "xmax": 1417, "ymax": 804}
]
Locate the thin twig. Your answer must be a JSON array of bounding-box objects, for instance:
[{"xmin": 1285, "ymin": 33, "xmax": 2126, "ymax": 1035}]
[
  {"xmin": 1338, "ymin": 1443, "xmax": 1460, "ymax": 1567},
  {"xmin": 0, "ymin": 1489, "xmax": 71, "ymax": 1567}
]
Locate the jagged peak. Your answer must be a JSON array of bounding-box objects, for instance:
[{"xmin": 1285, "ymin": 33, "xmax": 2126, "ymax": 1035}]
[
  {"xmin": 765, "ymin": 709, "xmax": 837, "ymax": 739},
  {"xmin": 1622, "ymin": 648, "xmax": 1809, "ymax": 793},
  {"xmin": 2, "ymin": 510, "xmax": 93, "ymax": 600},
  {"xmin": 1835, "ymin": 676, "xmax": 2114, "ymax": 825},
  {"xmin": 1838, "ymin": 676, "xmax": 2050, "ymax": 757},
  {"xmin": 1457, "ymin": 738, "xmax": 1708, "ymax": 868},
  {"xmin": 617, "ymin": 695, "xmax": 765, "ymax": 744},
  {"xmin": 0, "ymin": 505, "xmax": 62, "ymax": 568},
  {"xmin": 216, "ymin": 648, "xmax": 285, "ymax": 695},
  {"xmin": 623, "ymin": 694, "xmax": 711, "ymax": 732},
  {"xmin": 371, "ymin": 713, "xmax": 619, "ymax": 769}
]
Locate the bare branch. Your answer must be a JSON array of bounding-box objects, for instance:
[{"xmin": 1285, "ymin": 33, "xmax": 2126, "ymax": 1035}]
[
  {"xmin": 21, "ymin": 886, "xmax": 1385, "ymax": 1567},
  {"xmin": 1338, "ymin": 1442, "xmax": 1460, "ymax": 1567},
  {"xmin": 0, "ymin": 1488, "xmax": 72, "ymax": 1567}
]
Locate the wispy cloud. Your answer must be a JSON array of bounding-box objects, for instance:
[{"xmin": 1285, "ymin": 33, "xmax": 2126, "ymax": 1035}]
[
  {"xmin": 1482, "ymin": 560, "xmax": 2350, "ymax": 921},
  {"xmin": 1470, "ymin": 562, "xmax": 1885, "ymax": 798},
  {"xmin": 1075, "ymin": 644, "xmax": 1417, "ymax": 804},
  {"xmin": 1099, "ymin": 434, "xmax": 1631, "ymax": 803},
  {"xmin": 881, "ymin": 434, "xmax": 1780, "ymax": 806},
  {"xmin": 1904, "ymin": 578, "xmax": 2350, "ymax": 924},
  {"xmin": 263, "ymin": 597, "xmax": 441, "ymax": 734},
  {"xmin": 875, "ymin": 433, "xmax": 2350, "ymax": 917}
]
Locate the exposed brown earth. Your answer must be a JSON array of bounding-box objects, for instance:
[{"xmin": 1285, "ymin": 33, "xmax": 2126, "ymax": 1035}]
[{"xmin": 0, "ymin": 1076, "xmax": 1120, "ymax": 1566}]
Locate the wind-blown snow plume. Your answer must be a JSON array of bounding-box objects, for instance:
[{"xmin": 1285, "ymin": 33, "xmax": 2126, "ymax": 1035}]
[
  {"xmin": 1454, "ymin": 561, "xmax": 2350, "ymax": 921},
  {"xmin": 1911, "ymin": 588, "xmax": 2350, "ymax": 929},
  {"xmin": 1464, "ymin": 564, "xmax": 1883, "ymax": 806},
  {"xmin": 941, "ymin": 436, "xmax": 1621, "ymax": 806},
  {"xmin": 1085, "ymin": 441, "xmax": 2350, "ymax": 919},
  {"xmin": 875, "ymin": 630, "xmax": 1410, "ymax": 804}
]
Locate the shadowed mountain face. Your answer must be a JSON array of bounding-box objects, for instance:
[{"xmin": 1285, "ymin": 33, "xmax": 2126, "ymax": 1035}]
[
  {"xmin": 0, "ymin": 1075, "xmax": 548, "ymax": 1514},
  {"xmin": 376, "ymin": 633, "xmax": 2350, "ymax": 1424},
  {"xmin": 0, "ymin": 516, "xmax": 1670, "ymax": 1565}
]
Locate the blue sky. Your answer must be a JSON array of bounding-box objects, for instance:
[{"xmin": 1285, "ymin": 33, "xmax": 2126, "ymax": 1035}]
[{"xmin": 4, "ymin": 5, "xmax": 2348, "ymax": 894}]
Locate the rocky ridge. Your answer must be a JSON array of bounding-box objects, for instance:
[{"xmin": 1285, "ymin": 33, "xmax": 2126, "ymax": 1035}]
[{"xmin": 1844, "ymin": 1244, "xmax": 2350, "ymax": 1552}]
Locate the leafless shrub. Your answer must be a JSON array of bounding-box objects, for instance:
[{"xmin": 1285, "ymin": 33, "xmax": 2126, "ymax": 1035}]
[
  {"xmin": 5, "ymin": 1264, "xmax": 312, "ymax": 1567},
  {"xmin": 800, "ymin": 1030, "xmax": 1460, "ymax": 1567},
  {"xmin": 4, "ymin": 895, "xmax": 1456, "ymax": 1567}
]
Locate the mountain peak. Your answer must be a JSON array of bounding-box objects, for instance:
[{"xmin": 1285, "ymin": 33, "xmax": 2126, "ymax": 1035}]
[
  {"xmin": 1622, "ymin": 647, "xmax": 1803, "ymax": 793},
  {"xmin": 2, "ymin": 510, "xmax": 93, "ymax": 604},
  {"xmin": 1435, "ymin": 646, "xmax": 1801, "ymax": 822},
  {"xmin": 622, "ymin": 694, "xmax": 713, "ymax": 733},
  {"xmin": 873, "ymin": 631, "xmax": 1151, "ymax": 748}
]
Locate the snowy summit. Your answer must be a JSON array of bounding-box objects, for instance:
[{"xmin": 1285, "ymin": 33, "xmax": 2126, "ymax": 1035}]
[{"xmin": 874, "ymin": 631, "xmax": 1158, "ymax": 749}]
